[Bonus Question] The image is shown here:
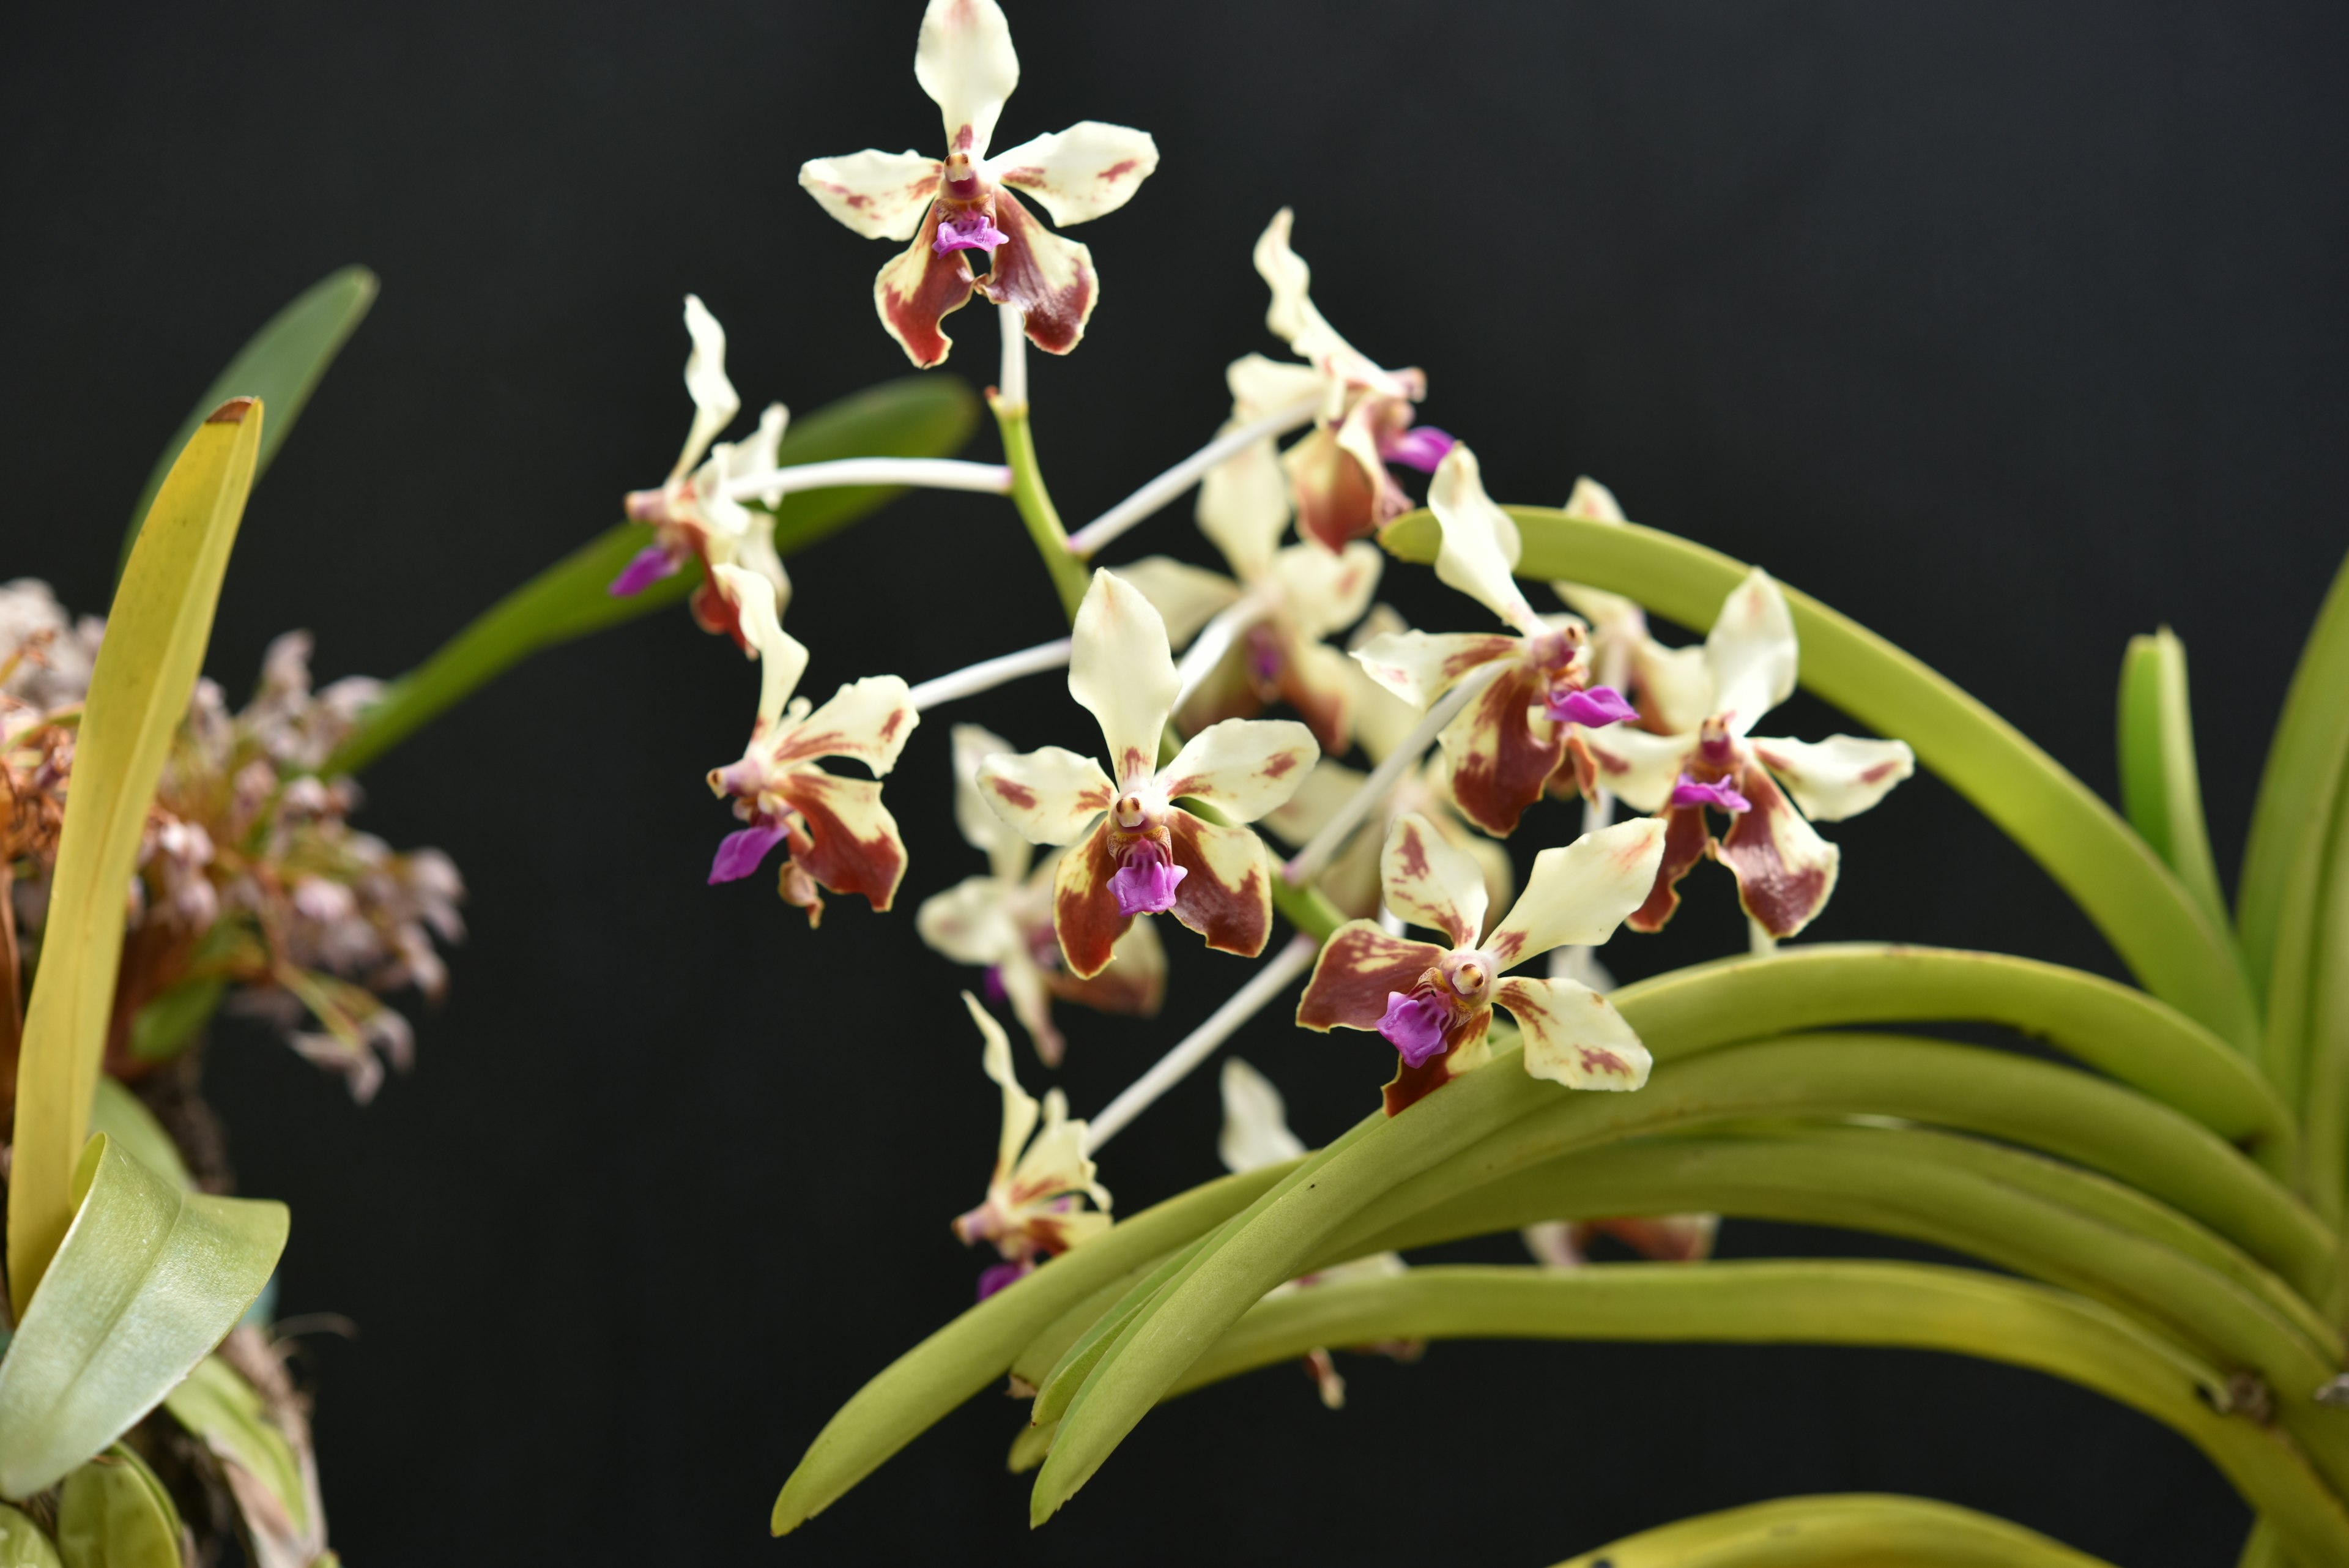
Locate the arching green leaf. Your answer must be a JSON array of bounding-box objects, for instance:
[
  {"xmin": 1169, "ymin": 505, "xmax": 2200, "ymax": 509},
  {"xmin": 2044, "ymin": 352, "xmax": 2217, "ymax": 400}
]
[
  {"xmin": 1544, "ymin": 1492, "xmax": 2118, "ymax": 1568},
  {"xmin": 2118, "ymin": 628, "xmax": 2230, "ymax": 935}
]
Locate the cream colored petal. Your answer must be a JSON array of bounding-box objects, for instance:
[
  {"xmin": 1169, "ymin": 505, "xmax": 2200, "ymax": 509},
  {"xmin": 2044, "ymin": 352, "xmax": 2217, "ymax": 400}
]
[
  {"xmin": 1706, "ymin": 567, "xmax": 1798, "ymax": 737},
  {"xmin": 1114, "ymin": 556, "xmax": 1245, "ymax": 648},
  {"xmin": 918, "ymin": 874, "xmax": 1019, "ymax": 965},
  {"xmin": 1430, "ymin": 444, "xmax": 1538, "ymax": 633},
  {"xmin": 1351, "ymin": 628, "xmax": 1520, "ymax": 712},
  {"xmin": 1548, "ymin": 942, "xmax": 1616, "ymax": 995},
  {"xmin": 989, "ymin": 122, "xmax": 1159, "ymax": 226},
  {"xmin": 996, "ymin": 946, "xmax": 1064, "ymax": 1068},
  {"xmin": 1258, "ymin": 759, "xmax": 1365, "ymax": 848},
  {"xmin": 1344, "ymin": 606, "xmax": 1426, "ymax": 762},
  {"xmin": 1219, "ymin": 1058, "xmax": 1307, "ymax": 1174},
  {"xmin": 1564, "ymin": 475, "xmax": 1627, "ymax": 522},
  {"xmin": 1553, "ymin": 581, "xmax": 1642, "ymax": 638},
  {"xmin": 1158, "ymin": 718, "xmax": 1318, "ymax": 823},
  {"xmin": 1227, "ymin": 352, "xmax": 1330, "ymax": 421},
  {"xmin": 1197, "ymin": 436, "xmax": 1289, "ymax": 585},
  {"xmin": 770, "ymin": 675, "xmax": 919, "ymax": 777},
  {"xmin": 1483, "ymin": 817, "xmax": 1669, "ymax": 970},
  {"xmin": 1017, "ymin": 1088, "xmax": 1110, "ymax": 1214},
  {"xmin": 1499, "ymin": 976, "xmax": 1652, "ymax": 1092},
  {"xmin": 951, "ymin": 723, "xmax": 1031, "ymax": 879},
  {"xmin": 678, "ymin": 294, "xmax": 741, "ymax": 477},
  {"xmin": 711, "ymin": 564, "xmax": 806, "ymax": 727},
  {"xmin": 1070, "ymin": 569, "xmax": 1179, "ymax": 787},
  {"xmin": 1749, "ymin": 734, "xmax": 1917, "ymax": 823},
  {"xmin": 1252, "ymin": 208, "xmax": 1398, "ymax": 395},
  {"xmin": 1379, "ymin": 811, "xmax": 1490, "ymax": 948},
  {"xmin": 1578, "ymin": 724, "xmax": 1694, "ymax": 814},
  {"xmin": 722, "ymin": 403, "xmax": 792, "ymax": 505},
  {"xmin": 915, "ymin": 0, "xmax": 1019, "ymax": 160},
  {"xmin": 1269, "ymin": 541, "xmax": 1381, "ymax": 641},
  {"xmin": 975, "ymin": 746, "xmax": 1116, "ymax": 845},
  {"xmin": 796, "ymin": 148, "xmax": 943, "ymax": 241},
  {"xmin": 1633, "ymin": 641, "xmax": 1714, "ymax": 735},
  {"xmin": 968, "ymin": 990, "xmax": 1039, "ymax": 1179}
]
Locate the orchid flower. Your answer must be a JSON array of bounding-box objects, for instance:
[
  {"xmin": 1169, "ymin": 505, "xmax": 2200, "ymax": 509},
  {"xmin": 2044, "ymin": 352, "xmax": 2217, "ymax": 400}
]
[
  {"xmin": 1226, "ymin": 209, "xmax": 1452, "ymax": 552},
  {"xmin": 703, "ymin": 565, "xmax": 919, "ymax": 924},
  {"xmin": 916, "ymin": 724, "xmax": 1166, "ymax": 1066},
  {"xmin": 798, "ymin": 0, "xmax": 1159, "ymax": 369},
  {"xmin": 1219, "ymin": 1058, "xmax": 1415, "ymax": 1409},
  {"xmin": 951, "ymin": 992, "xmax": 1111, "ymax": 1299},
  {"xmin": 1116, "ymin": 429, "xmax": 1382, "ymax": 750},
  {"xmin": 1548, "ymin": 477, "xmax": 1713, "ymax": 741},
  {"xmin": 976, "ymin": 570, "xmax": 1318, "ymax": 977},
  {"xmin": 1523, "ymin": 1214, "xmax": 1720, "ymax": 1269},
  {"xmin": 1351, "ymin": 445, "xmax": 1639, "ymax": 837},
  {"xmin": 1579, "ymin": 568, "xmax": 1916, "ymax": 938},
  {"xmin": 1297, "ymin": 811, "xmax": 1666, "ymax": 1115},
  {"xmin": 617, "ymin": 295, "xmax": 792, "ymax": 652}
]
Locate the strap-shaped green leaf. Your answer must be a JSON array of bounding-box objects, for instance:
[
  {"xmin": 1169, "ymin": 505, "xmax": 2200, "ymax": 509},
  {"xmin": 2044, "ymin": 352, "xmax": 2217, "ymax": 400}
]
[
  {"xmin": 86, "ymin": 1079, "xmax": 194, "ymax": 1192},
  {"xmin": 2118, "ymin": 628, "xmax": 2231, "ymax": 935},
  {"xmin": 1379, "ymin": 507, "xmax": 2261, "ymax": 1051},
  {"xmin": 118, "ymin": 267, "xmax": 375, "ymax": 573},
  {"xmin": 54, "ymin": 1445, "xmax": 180, "ymax": 1568},
  {"xmin": 7, "ymin": 399, "xmax": 262, "ymax": 1316},
  {"xmin": 2241, "ymin": 551, "xmax": 2349, "ymax": 997},
  {"xmin": 0, "ymin": 1504, "xmax": 61, "ymax": 1567},
  {"xmin": 1544, "ymin": 1493, "xmax": 2117, "ymax": 1568},
  {"xmin": 0, "ymin": 1137, "xmax": 285, "ymax": 1499},
  {"xmin": 327, "ymin": 374, "xmax": 980, "ymax": 776},
  {"xmin": 162, "ymin": 1356, "xmax": 308, "ymax": 1536}
]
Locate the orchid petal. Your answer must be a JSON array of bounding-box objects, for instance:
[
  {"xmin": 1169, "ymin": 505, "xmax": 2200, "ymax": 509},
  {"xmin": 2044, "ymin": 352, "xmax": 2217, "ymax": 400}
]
[
  {"xmin": 1706, "ymin": 567, "xmax": 1798, "ymax": 736},
  {"xmin": 709, "ymin": 825, "xmax": 787, "ymax": 885},
  {"xmin": 1165, "ymin": 810, "xmax": 1274, "ymax": 957},
  {"xmin": 951, "ymin": 723, "xmax": 1033, "ymax": 880},
  {"xmin": 1020, "ymin": 1087, "xmax": 1111, "ymax": 1215},
  {"xmin": 1218, "ymin": 1058, "xmax": 1307, "ymax": 1174},
  {"xmin": 918, "ymin": 874, "xmax": 1017, "ymax": 966},
  {"xmin": 1056, "ymin": 908, "xmax": 1167, "ymax": 1011},
  {"xmin": 678, "ymin": 294, "xmax": 740, "ymax": 477},
  {"xmin": 915, "ymin": 0, "xmax": 1019, "ymax": 160},
  {"xmin": 1439, "ymin": 661, "xmax": 1564, "ymax": 838},
  {"xmin": 610, "ymin": 545, "xmax": 681, "ymax": 598},
  {"xmin": 1283, "ymin": 422, "xmax": 1386, "ymax": 554},
  {"xmin": 1633, "ymin": 641, "xmax": 1715, "ymax": 735},
  {"xmin": 1228, "ymin": 352, "xmax": 1330, "ymax": 421},
  {"xmin": 1430, "ymin": 444, "xmax": 1539, "ymax": 633},
  {"xmin": 1158, "ymin": 717, "xmax": 1318, "ymax": 823},
  {"xmin": 1115, "ymin": 557, "xmax": 1244, "ymax": 649},
  {"xmin": 711, "ymin": 564, "xmax": 806, "ymax": 727},
  {"xmin": 778, "ymin": 771, "xmax": 911, "ymax": 912},
  {"xmin": 997, "ymin": 948, "xmax": 1066, "ymax": 1067},
  {"xmin": 1342, "ymin": 608, "xmax": 1427, "ymax": 762},
  {"xmin": 979, "ymin": 191, "xmax": 1097, "ymax": 355},
  {"xmin": 976, "ymin": 746, "xmax": 1116, "ymax": 845},
  {"xmin": 1274, "ymin": 636, "xmax": 1359, "ymax": 756},
  {"xmin": 1252, "ymin": 208, "xmax": 1397, "ymax": 394},
  {"xmin": 969, "ymin": 990, "xmax": 1041, "ymax": 1180},
  {"xmin": 770, "ymin": 675, "xmax": 919, "ymax": 777},
  {"xmin": 1497, "ymin": 976, "xmax": 1652, "ymax": 1091},
  {"xmin": 1378, "ymin": 811, "xmax": 1490, "ymax": 948},
  {"xmin": 1716, "ymin": 764, "xmax": 1841, "ymax": 938},
  {"xmin": 1197, "ymin": 425, "xmax": 1291, "ymax": 583},
  {"xmin": 1350, "ymin": 628, "xmax": 1520, "ymax": 711},
  {"xmin": 1384, "ymin": 1008, "xmax": 1493, "ymax": 1115},
  {"xmin": 989, "ymin": 121, "xmax": 1159, "ymax": 226},
  {"xmin": 1269, "ymin": 540, "xmax": 1381, "ymax": 641},
  {"xmin": 797, "ymin": 148, "xmax": 943, "ymax": 241},
  {"xmin": 1070, "ymin": 569, "xmax": 1178, "ymax": 787},
  {"xmin": 1297, "ymin": 921, "xmax": 1446, "ymax": 1033},
  {"xmin": 1628, "ymin": 802, "xmax": 1714, "ymax": 934},
  {"xmin": 1483, "ymin": 817, "xmax": 1669, "ymax": 969},
  {"xmin": 873, "ymin": 207, "xmax": 981, "ymax": 368},
  {"xmin": 1258, "ymin": 759, "xmax": 1364, "ymax": 848},
  {"xmin": 1748, "ymin": 734, "xmax": 1917, "ymax": 823},
  {"xmin": 1577, "ymin": 723, "xmax": 1695, "ymax": 814},
  {"xmin": 1052, "ymin": 821, "xmax": 1132, "ymax": 978},
  {"xmin": 717, "ymin": 402, "xmax": 792, "ymax": 510},
  {"xmin": 1564, "ymin": 475, "xmax": 1627, "ymax": 522}
]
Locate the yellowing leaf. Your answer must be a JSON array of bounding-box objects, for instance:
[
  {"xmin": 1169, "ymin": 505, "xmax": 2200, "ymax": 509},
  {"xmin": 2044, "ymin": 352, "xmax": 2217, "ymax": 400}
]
[
  {"xmin": 0, "ymin": 1505, "xmax": 62, "ymax": 1568},
  {"xmin": 6, "ymin": 398, "xmax": 262, "ymax": 1318},
  {"xmin": 54, "ymin": 1446, "xmax": 180, "ymax": 1568}
]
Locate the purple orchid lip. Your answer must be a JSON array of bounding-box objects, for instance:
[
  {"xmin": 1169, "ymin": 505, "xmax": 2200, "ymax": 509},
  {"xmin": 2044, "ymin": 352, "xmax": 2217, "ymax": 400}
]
[
  {"xmin": 933, "ymin": 212, "xmax": 1009, "ymax": 255},
  {"xmin": 708, "ymin": 823, "xmax": 788, "ymax": 884},
  {"xmin": 982, "ymin": 964, "xmax": 1009, "ymax": 1003},
  {"xmin": 1671, "ymin": 773, "xmax": 1752, "ymax": 813},
  {"xmin": 1549, "ymin": 685, "xmax": 1637, "ymax": 727},
  {"xmin": 1109, "ymin": 841, "xmax": 1188, "ymax": 916},
  {"xmin": 610, "ymin": 544, "xmax": 683, "ymax": 598},
  {"xmin": 1379, "ymin": 425, "xmax": 1456, "ymax": 475},
  {"xmin": 976, "ymin": 1258, "xmax": 1034, "ymax": 1300},
  {"xmin": 1378, "ymin": 990, "xmax": 1451, "ymax": 1068}
]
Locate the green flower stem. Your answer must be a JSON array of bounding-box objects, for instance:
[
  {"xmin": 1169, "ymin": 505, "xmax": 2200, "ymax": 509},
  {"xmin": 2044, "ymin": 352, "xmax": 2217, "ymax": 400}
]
[
  {"xmin": 1379, "ymin": 507, "xmax": 2260, "ymax": 1052},
  {"xmin": 767, "ymin": 1162, "xmax": 1288, "ymax": 1536},
  {"xmin": 1542, "ymin": 1492, "xmax": 2120, "ymax": 1568},
  {"xmin": 1609, "ymin": 942, "xmax": 2294, "ymax": 1174},
  {"xmin": 2241, "ymin": 552, "xmax": 2349, "ymax": 1006},
  {"xmin": 992, "ymin": 392, "xmax": 1090, "ymax": 621},
  {"xmin": 1163, "ymin": 1263, "xmax": 2349, "ymax": 1566}
]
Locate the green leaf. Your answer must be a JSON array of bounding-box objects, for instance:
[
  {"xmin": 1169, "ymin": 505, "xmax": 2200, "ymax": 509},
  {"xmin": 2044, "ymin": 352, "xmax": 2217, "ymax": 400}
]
[
  {"xmin": 84, "ymin": 1080, "xmax": 193, "ymax": 1192},
  {"xmin": 124, "ymin": 977, "xmax": 225, "ymax": 1065},
  {"xmin": 0, "ymin": 1504, "xmax": 62, "ymax": 1568},
  {"xmin": 54, "ymin": 1446, "xmax": 180, "ymax": 1568},
  {"xmin": 1378, "ymin": 507, "xmax": 2260, "ymax": 1052},
  {"xmin": 2118, "ymin": 628, "xmax": 2230, "ymax": 935},
  {"xmin": 118, "ymin": 267, "xmax": 375, "ymax": 574},
  {"xmin": 0, "ymin": 1135, "xmax": 288, "ymax": 1499},
  {"xmin": 2241, "ymin": 551, "xmax": 2349, "ymax": 997},
  {"xmin": 7, "ymin": 398, "xmax": 262, "ymax": 1317},
  {"xmin": 325, "ymin": 374, "xmax": 981, "ymax": 777},
  {"xmin": 161, "ymin": 1357, "xmax": 307, "ymax": 1536},
  {"xmin": 1543, "ymin": 1492, "xmax": 2120, "ymax": 1568}
]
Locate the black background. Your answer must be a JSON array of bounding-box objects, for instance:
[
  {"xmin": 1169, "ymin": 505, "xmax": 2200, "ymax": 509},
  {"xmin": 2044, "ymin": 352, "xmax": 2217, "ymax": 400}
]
[{"xmin": 5, "ymin": 2, "xmax": 2346, "ymax": 1563}]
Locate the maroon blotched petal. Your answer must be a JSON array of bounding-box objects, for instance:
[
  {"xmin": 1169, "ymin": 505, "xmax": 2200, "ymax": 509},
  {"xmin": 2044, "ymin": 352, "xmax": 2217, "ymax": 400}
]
[
  {"xmin": 1163, "ymin": 809, "xmax": 1273, "ymax": 959},
  {"xmin": 689, "ymin": 574, "xmax": 755, "ymax": 655},
  {"xmin": 1268, "ymin": 624, "xmax": 1353, "ymax": 756},
  {"xmin": 708, "ymin": 825, "xmax": 788, "ymax": 885},
  {"xmin": 978, "ymin": 189, "xmax": 1097, "ymax": 356},
  {"xmin": 1285, "ymin": 423, "xmax": 1388, "ymax": 554},
  {"xmin": 1053, "ymin": 820, "xmax": 1135, "ymax": 980},
  {"xmin": 1714, "ymin": 762, "xmax": 1841, "ymax": 938},
  {"xmin": 1627, "ymin": 803, "xmax": 1712, "ymax": 934},
  {"xmin": 1298, "ymin": 922, "xmax": 1446, "ymax": 1033},
  {"xmin": 1382, "ymin": 1009, "xmax": 1490, "ymax": 1117},
  {"xmin": 875, "ymin": 204, "xmax": 982, "ymax": 370},
  {"xmin": 777, "ymin": 770, "xmax": 908, "ymax": 913},
  {"xmin": 1445, "ymin": 663, "xmax": 1566, "ymax": 838}
]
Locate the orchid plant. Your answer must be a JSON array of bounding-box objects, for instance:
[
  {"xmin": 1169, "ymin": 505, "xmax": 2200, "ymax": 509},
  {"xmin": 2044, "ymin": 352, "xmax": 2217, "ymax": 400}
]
[{"xmin": 7, "ymin": 3, "xmax": 2349, "ymax": 1566}]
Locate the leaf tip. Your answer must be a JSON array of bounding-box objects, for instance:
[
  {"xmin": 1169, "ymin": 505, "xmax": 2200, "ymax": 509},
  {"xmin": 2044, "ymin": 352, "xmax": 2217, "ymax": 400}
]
[{"xmin": 205, "ymin": 396, "xmax": 260, "ymax": 425}]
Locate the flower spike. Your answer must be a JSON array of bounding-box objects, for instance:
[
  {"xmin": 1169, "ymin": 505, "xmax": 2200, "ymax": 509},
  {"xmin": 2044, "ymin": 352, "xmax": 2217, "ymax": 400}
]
[
  {"xmin": 1578, "ymin": 567, "xmax": 1917, "ymax": 937},
  {"xmin": 977, "ymin": 570, "xmax": 1319, "ymax": 977},
  {"xmin": 799, "ymin": 0, "xmax": 1159, "ymax": 367},
  {"xmin": 703, "ymin": 566, "xmax": 919, "ymax": 923},
  {"xmin": 617, "ymin": 296, "xmax": 792, "ymax": 652},
  {"xmin": 1297, "ymin": 812, "xmax": 1666, "ymax": 1114},
  {"xmin": 952, "ymin": 992, "xmax": 1111, "ymax": 1298}
]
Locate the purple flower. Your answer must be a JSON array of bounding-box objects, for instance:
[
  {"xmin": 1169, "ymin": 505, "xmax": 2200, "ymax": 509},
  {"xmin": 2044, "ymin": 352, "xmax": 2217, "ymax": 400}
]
[
  {"xmin": 1378, "ymin": 990, "xmax": 1452, "ymax": 1068},
  {"xmin": 708, "ymin": 823, "xmax": 789, "ymax": 884},
  {"xmin": 1109, "ymin": 841, "xmax": 1189, "ymax": 916},
  {"xmin": 1548, "ymin": 685, "xmax": 1636, "ymax": 728},
  {"xmin": 977, "ymin": 1258, "xmax": 1035, "ymax": 1299},
  {"xmin": 1671, "ymin": 773, "xmax": 1752, "ymax": 814},
  {"xmin": 933, "ymin": 212, "xmax": 1009, "ymax": 255},
  {"xmin": 1379, "ymin": 425, "xmax": 1456, "ymax": 475},
  {"xmin": 609, "ymin": 544, "xmax": 683, "ymax": 598}
]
